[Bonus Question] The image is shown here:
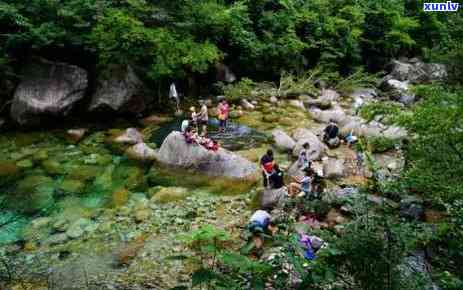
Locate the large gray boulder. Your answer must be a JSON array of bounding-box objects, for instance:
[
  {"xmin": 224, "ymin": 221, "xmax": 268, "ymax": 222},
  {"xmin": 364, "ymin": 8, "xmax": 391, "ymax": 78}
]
[
  {"xmin": 260, "ymin": 187, "xmax": 287, "ymax": 209},
  {"xmin": 310, "ymin": 107, "xmax": 349, "ymax": 126},
  {"xmin": 89, "ymin": 65, "xmax": 145, "ymax": 113},
  {"xmin": 272, "ymin": 129, "xmax": 296, "ymax": 152},
  {"xmin": 387, "ymin": 59, "xmax": 447, "ymax": 83},
  {"xmin": 292, "ymin": 128, "xmax": 325, "ymax": 160},
  {"xmin": 320, "ymin": 89, "xmax": 340, "ymax": 102},
  {"xmin": 155, "ymin": 131, "xmax": 258, "ymax": 178},
  {"xmin": 349, "ymin": 88, "xmax": 378, "ymax": 100},
  {"xmin": 382, "ymin": 79, "xmax": 416, "ymax": 105},
  {"xmin": 11, "ymin": 59, "xmax": 88, "ymax": 125}
]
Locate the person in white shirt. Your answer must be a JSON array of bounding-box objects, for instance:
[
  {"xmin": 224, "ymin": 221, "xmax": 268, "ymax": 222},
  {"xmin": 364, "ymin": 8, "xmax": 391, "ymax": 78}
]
[
  {"xmin": 247, "ymin": 210, "xmax": 278, "ymax": 251},
  {"xmin": 169, "ymin": 82, "xmax": 180, "ymax": 112}
]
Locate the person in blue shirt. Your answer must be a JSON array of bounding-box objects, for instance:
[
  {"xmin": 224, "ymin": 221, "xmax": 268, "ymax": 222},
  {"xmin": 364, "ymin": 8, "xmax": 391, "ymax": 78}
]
[{"xmin": 288, "ymin": 168, "xmax": 314, "ymax": 198}]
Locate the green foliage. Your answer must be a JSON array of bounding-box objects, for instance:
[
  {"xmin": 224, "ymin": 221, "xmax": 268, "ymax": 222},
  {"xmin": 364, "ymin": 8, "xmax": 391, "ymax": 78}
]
[
  {"xmin": 218, "ymin": 78, "xmax": 256, "ymax": 101},
  {"xmin": 333, "ymin": 197, "xmax": 430, "ymax": 290},
  {"xmin": 278, "ymin": 69, "xmax": 324, "ymax": 97},
  {"xmin": 175, "ymin": 225, "xmax": 273, "ymax": 290},
  {"xmin": 1, "ymin": 0, "xmax": 460, "ymax": 89},
  {"xmin": 365, "ymin": 136, "xmax": 400, "ymax": 153},
  {"xmin": 398, "ymin": 85, "xmax": 463, "ymax": 201},
  {"xmin": 360, "ymin": 101, "xmax": 404, "ymax": 124},
  {"xmin": 334, "ymin": 68, "xmax": 379, "ymax": 94}
]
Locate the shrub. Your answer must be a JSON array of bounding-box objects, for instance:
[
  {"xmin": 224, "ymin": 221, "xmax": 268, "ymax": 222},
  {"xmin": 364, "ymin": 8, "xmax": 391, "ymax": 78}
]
[
  {"xmin": 365, "ymin": 136, "xmax": 400, "ymax": 153},
  {"xmin": 360, "ymin": 101, "xmax": 404, "ymax": 124}
]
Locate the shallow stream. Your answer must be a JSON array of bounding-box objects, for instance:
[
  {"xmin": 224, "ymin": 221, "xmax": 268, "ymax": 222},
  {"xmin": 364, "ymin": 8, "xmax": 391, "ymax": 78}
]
[{"xmin": 0, "ymin": 118, "xmax": 267, "ymax": 246}]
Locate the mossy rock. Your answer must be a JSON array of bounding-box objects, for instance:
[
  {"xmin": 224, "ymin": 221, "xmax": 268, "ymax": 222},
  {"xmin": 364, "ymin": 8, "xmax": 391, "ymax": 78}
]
[
  {"xmin": 114, "ymin": 165, "xmax": 146, "ymax": 191},
  {"xmin": 14, "ymin": 175, "xmax": 55, "ymax": 214},
  {"xmin": 262, "ymin": 114, "xmax": 280, "ymax": 123},
  {"xmin": 68, "ymin": 165, "xmax": 100, "ymax": 181},
  {"xmin": 111, "ymin": 188, "xmax": 130, "ymax": 207},
  {"xmin": 33, "ymin": 149, "xmax": 49, "ymax": 161},
  {"xmin": 59, "ymin": 179, "xmax": 86, "ymax": 194},
  {"xmin": 41, "ymin": 159, "xmax": 64, "ymax": 175},
  {"xmin": 0, "ymin": 161, "xmax": 19, "ymax": 177},
  {"xmin": 16, "ymin": 159, "xmax": 34, "ymax": 169},
  {"xmin": 0, "ymin": 161, "xmax": 20, "ymax": 186},
  {"xmin": 150, "ymin": 187, "xmax": 189, "ymax": 204}
]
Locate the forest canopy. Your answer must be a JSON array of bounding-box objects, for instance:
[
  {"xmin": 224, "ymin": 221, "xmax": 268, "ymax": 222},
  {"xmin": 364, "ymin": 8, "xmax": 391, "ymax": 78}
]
[{"xmin": 0, "ymin": 0, "xmax": 462, "ymax": 90}]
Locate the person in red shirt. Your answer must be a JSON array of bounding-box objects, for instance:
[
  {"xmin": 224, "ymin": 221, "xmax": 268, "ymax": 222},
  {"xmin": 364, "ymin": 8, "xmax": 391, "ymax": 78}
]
[{"xmin": 260, "ymin": 149, "xmax": 275, "ymax": 188}]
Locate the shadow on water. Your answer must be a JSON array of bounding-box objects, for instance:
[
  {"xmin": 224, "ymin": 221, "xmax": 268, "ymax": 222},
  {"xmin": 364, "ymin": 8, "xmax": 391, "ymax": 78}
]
[{"xmin": 150, "ymin": 117, "xmax": 270, "ymax": 151}]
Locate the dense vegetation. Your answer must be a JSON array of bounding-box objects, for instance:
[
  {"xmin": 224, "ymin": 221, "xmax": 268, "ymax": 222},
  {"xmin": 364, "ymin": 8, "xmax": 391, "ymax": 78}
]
[
  {"xmin": 0, "ymin": 0, "xmax": 462, "ymax": 98},
  {"xmin": 0, "ymin": 0, "xmax": 462, "ymax": 289}
]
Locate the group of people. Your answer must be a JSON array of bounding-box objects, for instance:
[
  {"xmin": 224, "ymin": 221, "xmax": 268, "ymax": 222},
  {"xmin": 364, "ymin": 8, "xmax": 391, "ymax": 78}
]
[
  {"xmin": 260, "ymin": 144, "xmax": 323, "ymax": 200},
  {"xmin": 180, "ymin": 98, "xmax": 232, "ymax": 151},
  {"xmin": 323, "ymin": 118, "xmax": 359, "ymax": 149}
]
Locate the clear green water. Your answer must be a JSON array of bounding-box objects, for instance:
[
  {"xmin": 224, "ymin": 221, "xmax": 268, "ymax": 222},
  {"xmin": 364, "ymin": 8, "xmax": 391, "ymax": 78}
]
[{"xmin": 0, "ymin": 121, "xmax": 266, "ymax": 246}]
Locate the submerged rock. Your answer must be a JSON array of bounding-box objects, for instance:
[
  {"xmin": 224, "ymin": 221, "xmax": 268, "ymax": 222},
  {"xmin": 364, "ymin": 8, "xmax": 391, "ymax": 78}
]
[
  {"xmin": 15, "ymin": 175, "xmax": 55, "ymax": 213},
  {"xmin": 155, "ymin": 131, "xmax": 258, "ymax": 178},
  {"xmin": 134, "ymin": 208, "xmax": 152, "ymax": 223},
  {"xmin": 150, "ymin": 187, "xmax": 189, "ymax": 204},
  {"xmin": 44, "ymin": 233, "xmax": 69, "ymax": 246},
  {"xmin": 66, "ymin": 218, "xmax": 93, "ymax": 239},
  {"xmin": 10, "ymin": 59, "xmax": 88, "ymax": 126},
  {"xmin": 59, "ymin": 179, "xmax": 86, "ymax": 194}
]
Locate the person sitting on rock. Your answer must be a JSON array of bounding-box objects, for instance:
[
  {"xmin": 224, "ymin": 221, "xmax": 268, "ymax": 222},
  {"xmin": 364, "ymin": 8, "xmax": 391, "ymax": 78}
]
[
  {"xmin": 260, "ymin": 149, "xmax": 275, "ymax": 188},
  {"xmin": 183, "ymin": 126, "xmax": 197, "ymax": 144},
  {"xmin": 247, "ymin": 209, "xmax": 278, "ymax": 254},
  {"xmin": 269, "ymin": 163, "xmax": 285, "ymax": 189},
  {"xmin": 297, "ymin": 142, "xmax": 312, "ymax": 170},
  {"xmin": 181, "ymin": 119, "xmax": 189, "ymax": 133},
  {"xmin": 345, "ymin": 130, "xmax": 358, "ymax": 147},
  {"xmin": 323, "ymin": 119, "xmax": 340, "ymax": 148},
  {"xmin": 197, "ymin": 135, "xmax": 220, "ymax": 152},
  {"xmin": 288, "ymin": 167, "xmax": 314, "ymax": 198}
]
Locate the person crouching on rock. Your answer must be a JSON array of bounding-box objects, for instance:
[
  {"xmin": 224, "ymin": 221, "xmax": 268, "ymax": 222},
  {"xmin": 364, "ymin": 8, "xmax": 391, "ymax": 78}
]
[
  {"xmin": 323, "ymin": 119, "xmax": 340, "ymax": 148},
  {"xmin": 269, "ymin": 163, "xmax": 285, "ymax": 189},
  {"xmin": 288, "ymin": 167, "xmax": 314, "ymax": 198},
  {"xmin": 247, "ymin": 209, "xmax": 278, "ymax": 256},
  {"xmin": 260, "ymin": 149, "xmax": 275, "ymax": 188}
]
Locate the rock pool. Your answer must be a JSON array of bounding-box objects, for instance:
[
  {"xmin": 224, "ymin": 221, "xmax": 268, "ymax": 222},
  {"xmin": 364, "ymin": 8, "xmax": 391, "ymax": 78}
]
[{"xmin": 0, "ymin": 119, "xmax": 267, "ymax": 289}]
